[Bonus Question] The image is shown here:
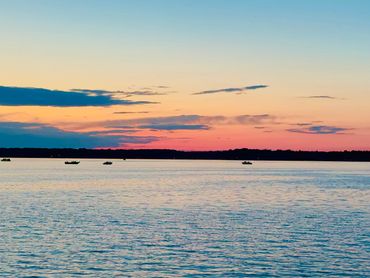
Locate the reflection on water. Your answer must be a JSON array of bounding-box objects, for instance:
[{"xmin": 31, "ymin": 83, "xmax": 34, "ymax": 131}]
[{"xmin": 0, "ymin": 159, "xmax": 369, "ymax": 276}]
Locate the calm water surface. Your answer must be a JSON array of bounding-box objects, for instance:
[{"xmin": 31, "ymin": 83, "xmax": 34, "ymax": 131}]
[{"xmin": 0, "ymin": 159, "xmax": 369, "ymax": 277}]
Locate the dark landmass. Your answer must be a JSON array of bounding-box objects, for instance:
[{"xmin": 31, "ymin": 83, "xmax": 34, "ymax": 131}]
[{"xmin": 0, "ymin": 148, "xmax": 370, "ymax": 161}]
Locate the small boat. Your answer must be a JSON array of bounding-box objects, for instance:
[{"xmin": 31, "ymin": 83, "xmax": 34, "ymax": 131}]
[
  {"xmin": 1, "ymin": 158, "xmax": 11, "ymax": 162},
  {"xmin": 65, "ymin": 161, "xmax": 80, "ymax": 165},
  {"xmin": 103, "ymin": 161, "xmax": 113, "ymax": 165},
  {"xmin": 242, "ymin": 161, "xmax": 252, "ymax": 165}
]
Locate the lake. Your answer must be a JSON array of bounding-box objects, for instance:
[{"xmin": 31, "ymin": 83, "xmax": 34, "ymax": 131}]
[{"xmin": 0, "ymin": 159, "xmax": 369, "ymax": 277}]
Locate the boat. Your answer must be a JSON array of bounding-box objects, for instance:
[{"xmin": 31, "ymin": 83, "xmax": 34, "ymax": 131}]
[
  {"xmin": 242, "ymin": 161, "xmax": 252, "ymax": 165},
  {"xmin": 65, "ymin": 161, "xmax": 80, "ymax": 165},
  {"xmin": 103, "ymin": 161, "xmax": 113, "ymax": 165},
  {"xmin": 1, "ymin": 158, "xmax": 11, "ymax": 162}
]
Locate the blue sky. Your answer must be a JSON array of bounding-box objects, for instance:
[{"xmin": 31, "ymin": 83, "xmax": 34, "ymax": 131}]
[{"xmin": 1, "ymin": 0, "xmax": 369, "ymax": 89}]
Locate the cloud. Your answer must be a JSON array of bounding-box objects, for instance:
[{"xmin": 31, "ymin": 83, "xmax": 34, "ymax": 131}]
[
  {"xmin": 290, "ymin": 121, "xmax": 324, "ymax": 127},
  {"xmin": 156, "ymin": 86, "xmax": 170, "ymax": 89},
  {"xmin": 62, "ymin": 114, "xmax": 277, "ymax": 132},
  {"xmin": 195, "ymin": 114, "xmax": 277, "ymax": 125},
  {"xmin": 87, "ymin": 129, "xmax": 140, "ymax": 135},
  {"xmin": 0, "ymin": 121, "xmax": 158, "ymax": 148},
  {"xmin": 293, "ymin": 122, "xmax": 314, "ymax": 126},
  {"xmin": 0, "ymin": 86, "xmax": 156, "ymax": 107},
  {"xmin": 302, "ymin": 95, "xmax": 339, "ymax": 100},
  {"xmin": 194, "ymin": 85, "xmax": 268, "ymax": 95},
  {"xmin": 287, "ymin": 125, "xmax": 349, "ymax": 135},
  {"xmin": 233, "ymin": 114, "xmax": 275, "ymax": 125},
  {"xmin": 73, "ymin": 88, "xmax": 167, "ymax": 98},
  {"xmin": 120, "ymin": 91, "xmax": 166, "ymax": 97},
  {"xmin": 129, "ymin": 115, "xmax": 201, "ymax": 126},
  {"xmin": 58, "ymin": 115, "xmax": 205, "ymax": 132},
  {"xmin": 137, "ymin": 124, "xmax": 209, "ymax": 131},
  {"xmin": 113, "ymin": 111, "xmax": 149, "ymax": 114},
  {"xmin": 109, "ymin": 115, "xmax": 206, "ymax": 131}
]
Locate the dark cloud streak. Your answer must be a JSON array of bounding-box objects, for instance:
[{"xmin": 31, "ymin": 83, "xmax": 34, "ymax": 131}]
[
  {"xmin": 113, "ymin": 111, "xmax": 149, "ymax": 114},
  {"xmin": 138, "ymin": 124, "xmax": 209, "ymax": 131},
  {"xmin": 194, "ymin": 85, "xmax": 268, "ymax": 95},
  {"xmin": 65, "ymin": 114, "xmax": 277, "ymax": 132},
  {"xmin": 301, "ymin": 95, "xmax": 340, "ymax": 100},
  {"xmin": 0, "ymin": 121, "xmax": 158, "ymax": 148},
  {"xmin": 0, "ymin": 86, "xmax": 156, "ymax": 107},
  {"xmin": 287, "ymin": 125, "xmax": 349, "ymax": 135}
]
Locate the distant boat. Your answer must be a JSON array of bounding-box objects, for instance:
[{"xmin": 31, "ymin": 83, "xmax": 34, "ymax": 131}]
[
  {"xmin": 1, "ymin": 158, "xmax": 11, "ymax": 162},
  {"xmin": 103, "ymin": 161, "xmax": 113, "ymax": 165},
  {"xmin": 65, "ymin": 161, "xmax": 80, "ymax": 165},
  {"xmin": 242, "ymin": 161, "xmax": 252, "ymax": 165}
]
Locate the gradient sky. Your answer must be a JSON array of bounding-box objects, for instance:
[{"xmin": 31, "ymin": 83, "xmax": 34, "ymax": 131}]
[{"xmin": 0, "ymin": 0, "xmax": 369, "ymax": 150}]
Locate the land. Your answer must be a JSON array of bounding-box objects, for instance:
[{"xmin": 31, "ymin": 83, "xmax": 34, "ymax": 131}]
[{"xmin": 0, "ymin": 148, "xmax": 369, "ymax": 161}]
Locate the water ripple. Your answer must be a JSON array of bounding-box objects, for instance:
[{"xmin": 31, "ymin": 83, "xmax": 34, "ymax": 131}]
[{"xmin": 0, "ymin": 159, "xmax": 369, "ymax": 276}]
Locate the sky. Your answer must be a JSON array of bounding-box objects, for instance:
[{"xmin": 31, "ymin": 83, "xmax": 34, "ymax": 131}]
[{"xmin": 0, "ymin": 0, "xmax": 369, "ymax": 150}]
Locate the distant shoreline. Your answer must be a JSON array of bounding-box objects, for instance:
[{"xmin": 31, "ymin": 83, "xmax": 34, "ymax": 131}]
[{"xmin": 0, "ymin": 148, "xmax": 370, "ymax": 162}]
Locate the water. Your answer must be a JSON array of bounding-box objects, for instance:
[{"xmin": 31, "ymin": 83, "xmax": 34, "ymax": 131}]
[{"xmin": 0, "ymin": 159, "xmax": 369, "ymax": 277}]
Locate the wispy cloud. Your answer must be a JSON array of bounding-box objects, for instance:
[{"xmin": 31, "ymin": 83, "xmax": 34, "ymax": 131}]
[
  {"xmin": 113, "ymin": 111, "xmax": 149, "ymax": 114},
  {"xmin": 62, "ymin": 114, "xmax": 277, "ymax": 132},
  {"xmin": 287, "ymin": 125, "xmax": 350, "ymax": 135},
  {"xmin": 193, "ymin": 85, "xmax": 268, "ymax": 95},
  {"xmin": 109, "ymin": 115, "xmax": 206, "ymax": 131},
  {"xmin": 0, "ymin": 121, "xmax": 158, "ymax": 148},
  {"xmin": 137, "ymin": 124, "xmax": 209, "ymax": 131},
  {"xmin": 196, "ymin": 114, "xmax": 277, "ymax": 125},
  {"xmin": 301, "ymin": 95, "xmax": 341, "ymax": 100},
  {"xmin": 72, "ymin": 88, "xmax": 168, "ymax": 98},
  {"xmin": 86, "ymin": 129, "xmax": 141, "ymax": 135},
  {"xmin": 155, "ymin": 86, "xmax": 170, "ymax": 89},
  {"xmin": 233, "ymin": 114, "xmax": 275, "ymax": 125},
  {"xmin": 118, "ymin": 91, "xmax": 166, "ymax": 97},
  {"xmin": 293, "ymin": 122, "xmax": 315, "ymax": 126},
  {"xmin": 0, "ymin": 86, "xmax": 156, "ymax": 107}
]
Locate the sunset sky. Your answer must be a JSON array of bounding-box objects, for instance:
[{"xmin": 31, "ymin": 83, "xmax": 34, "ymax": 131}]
[{"xmin": 0, "ymin": 0, "xmax": 369, "ymax": 150}]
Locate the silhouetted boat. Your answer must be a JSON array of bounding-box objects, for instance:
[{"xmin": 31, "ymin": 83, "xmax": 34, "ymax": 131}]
[
  {"xmin": 65, "ymin": 161, "xmax": 80, "ymax": 165},
  {"xmin": 1, "ymin": 158, "xmax": 11, "ymax": 162},
  {"xmin": 103, "ymin": 161, "xmax": 113, "ymax": 165},
  {"xmin": 242, "ymin": 161, "xmax": 252, "ymax": 165}
]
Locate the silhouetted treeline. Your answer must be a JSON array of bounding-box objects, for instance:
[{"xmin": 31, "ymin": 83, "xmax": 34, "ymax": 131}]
[{"xmin": 0, "ymin": 148, "xmax": 369, "ymax": 161}]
